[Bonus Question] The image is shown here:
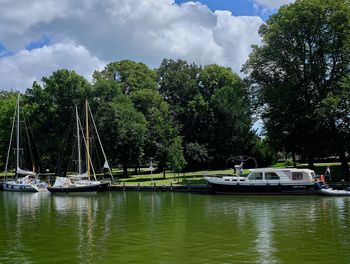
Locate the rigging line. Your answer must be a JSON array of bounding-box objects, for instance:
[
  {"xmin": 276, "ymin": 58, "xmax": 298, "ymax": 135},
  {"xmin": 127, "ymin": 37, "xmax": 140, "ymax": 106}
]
[
  {"xmin": 4, "ymin": 102, "xmax": 17, "ymax": 177},
  {"xmin": 56, "ymin": 113, "xmax": 74, "ymax": 176},
  {"xmin": 67, "ymin": 137, "xmax": 77, "ymax": 176},
  {"xmin": 77, "ymin": 112, "xmax": 97, "ymax": 181},
  {"xmin": 23, "ymin": 108, "xmax": 36, "ymax": 172},
  {"xmin": 16, "ymin": 93, "xmax": 19, "ymax": 180},
  {"xmin": 26, "ymin": 110, "xmax": 43, "ymax": 173},
  {"xmin": 88, "ymin": 102, "xmax": 114, "ymax": 180}
]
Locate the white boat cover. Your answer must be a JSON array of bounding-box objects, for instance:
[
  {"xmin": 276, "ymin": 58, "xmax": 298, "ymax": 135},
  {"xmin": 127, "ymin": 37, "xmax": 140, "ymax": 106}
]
[
  {"xmin": 53, "ymin": 177, "xmax": 71, "ymax": 187},
  {"xmin": 17, "ymin": 167, "xmax": 36, "ymax": 176},
  {"xmin": 67, "ymin": 173, "xmax": 88, "ymax": 179}
]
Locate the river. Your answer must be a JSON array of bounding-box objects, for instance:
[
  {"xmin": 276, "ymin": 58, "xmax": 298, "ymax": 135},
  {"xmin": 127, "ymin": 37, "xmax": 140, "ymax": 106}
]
[{"xmin": 0, "ymin": 192, "xmax": 349, "ymax": 263}]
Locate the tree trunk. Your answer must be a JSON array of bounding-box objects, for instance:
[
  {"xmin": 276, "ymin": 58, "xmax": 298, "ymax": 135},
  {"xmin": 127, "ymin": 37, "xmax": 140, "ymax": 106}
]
[
  {"xmin": 292, "ymin": 151, "xmax": 297, "ymax": 167},
  {"xmin": 123, "ymin": 162, "xmax": 128, "ymax": 177},
  {"xmin": 163, "ymin": 170, "xmax": 166, "ymax": 179},
  {"xmin": 134, "ymin": 166, "xmax": 138, "ymax": 175},
  {"xmin": 339, "ymin": 152, "xmax": 349, "ymax": 181},
  {"xmin": 307, "ymin": 154, "xmax": 314, "ymax": 169}
]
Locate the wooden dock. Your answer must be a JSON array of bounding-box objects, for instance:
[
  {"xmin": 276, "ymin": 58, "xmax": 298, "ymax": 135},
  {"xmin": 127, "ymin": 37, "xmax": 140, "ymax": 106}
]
[{"xmin": 109, "ymin": 183, "xmax": 212, "ymax": 193}]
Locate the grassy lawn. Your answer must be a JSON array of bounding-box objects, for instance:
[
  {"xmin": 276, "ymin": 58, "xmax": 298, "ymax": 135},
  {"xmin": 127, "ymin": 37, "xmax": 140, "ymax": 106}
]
[{"xmin": 113, "ymin": 168, "xmax": 239, "ymax": 186}]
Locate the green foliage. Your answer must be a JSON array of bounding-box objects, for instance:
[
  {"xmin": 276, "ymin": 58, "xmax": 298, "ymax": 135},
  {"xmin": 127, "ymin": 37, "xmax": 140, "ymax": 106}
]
[
  {"xmin": 167, "ymin": 137, "xmax": 186, "ymax": 174},
  {"xmin": 0, "ymin": 59, "xmax": 269, "ymax": 174},
  {"xmin": 158, "ymin": 60, "xmax": 255, "ymax": 169},
  {"xmin": 251, "ymin": 137, "xmax": 277, "ymax": 167},
  {"xmin": 25, "ymin": 69, "xmax": 91, "ymax": 172},
  {"xmin": 210, "ymin": 84, "xmax": 254, "ymax": 166},
  {"xmin": 185, "ymin": 142, "xmax": 209, "ymax": 171},
  {"xmin": 94, "ymin": 60, "xmax": 157, "ymax": 94},
  {"xmin": 244, "ymin": 0, "xmax": 350, "ymax": 177},
  {"xmin": 157, "ymin": 58, "xmax": 201, "ymax": 107},
  {"xmin": 0, "ymin": 91, "xmax": 17, "ymax": 170}
]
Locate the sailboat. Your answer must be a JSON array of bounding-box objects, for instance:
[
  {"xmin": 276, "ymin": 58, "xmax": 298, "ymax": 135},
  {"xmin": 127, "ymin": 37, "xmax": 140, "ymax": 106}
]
[
  {"xmin": 48, "ymin": 101, "xmax": 111, "ymax": 193},
  {"xmin": 3, "ymin": 94, "xmax": 48, "ymax": 192}
]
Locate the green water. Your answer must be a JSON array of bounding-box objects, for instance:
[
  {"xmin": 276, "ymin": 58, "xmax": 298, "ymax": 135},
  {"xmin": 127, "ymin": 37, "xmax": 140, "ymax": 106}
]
[{"xmin": 0, "ymin": 192, "xmax": 349, "ymax": 264}]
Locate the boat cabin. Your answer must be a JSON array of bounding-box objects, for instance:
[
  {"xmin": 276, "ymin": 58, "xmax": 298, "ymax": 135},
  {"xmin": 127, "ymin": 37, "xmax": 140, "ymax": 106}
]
[{"xmin": 247, "ymin": 168, "xmax": 316, "ymax": 182}]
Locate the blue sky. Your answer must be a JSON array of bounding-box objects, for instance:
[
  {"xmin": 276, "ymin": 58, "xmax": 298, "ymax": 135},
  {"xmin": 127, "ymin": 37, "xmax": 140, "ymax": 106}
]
[{"xmin": 175, "ymin": 0, "xmax": 274, "ymax": 20}]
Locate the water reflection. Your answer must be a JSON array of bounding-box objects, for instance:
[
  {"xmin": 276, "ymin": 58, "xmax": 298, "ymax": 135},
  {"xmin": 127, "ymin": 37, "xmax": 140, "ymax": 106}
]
[
  {"xmin": 0, "ymin": 193, "xmax": 350, "ymax": 263},
  {"xmin": 51, "ymin": 193, "xmax": 113, "ymax": 264},
  {"xmin": 0, "ymin": 192, "xmax": 49, "ymax": 263},
  {"xmin": 203, "ymin": 196, "xmax": 350, "ymax": 263}
]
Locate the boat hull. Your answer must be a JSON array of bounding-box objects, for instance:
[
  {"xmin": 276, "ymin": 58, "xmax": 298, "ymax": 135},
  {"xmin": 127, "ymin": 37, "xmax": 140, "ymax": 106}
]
[
  {"xmin": 2, "ymin": 182, "xmax": 39, "ymax": 192},
  {"xmin": 207, "ymin": 182, "xmax": 318, "ymax": 195},
  {"xmin": 48, "ymin": 182, "xmax": 110, "ymax": 193},
  {"xmin": 320, "ymin": 188, "xmax": 350, "ymax": 196}
]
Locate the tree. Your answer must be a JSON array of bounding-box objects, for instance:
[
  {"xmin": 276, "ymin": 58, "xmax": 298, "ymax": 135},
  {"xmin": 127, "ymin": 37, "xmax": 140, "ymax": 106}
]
[
  {"xmin": 130, "ymin": 89, "xmax": 179, "ymax": 172},
  {"xmin": 243, "ymin": 0, "xmax": 350, "ymax": 178},
  {"xmin": 157, "ymin": 59, "xmax": 201, "ymax": 109},
  {"xmin": 93, "ymin": 60, "xmax": 158, "ymax": 94},
  {"xmin": 185, "ymin": 142, "xmax": 209, "ymax": 171},
  {"xmin": 25, "ymin": 69, "xmax": 91, "ymax": 173},
  {"xmin": 94, "ymin": 60, "xmax": 181, "ymax": 174},
  {"xmin": 0, "ymin": 91, "xmax": 17, "ymax": 171},
  {"xmin": 210, "ymin": 84, "xmax": 254, "ymax": 167},
  {"xmin": 167, "ymin": 137, "xmax": 186, "ymax": 181},
  {"xmin": 95, "ymin": 93, "xmax": 147, "ymax": 177}
]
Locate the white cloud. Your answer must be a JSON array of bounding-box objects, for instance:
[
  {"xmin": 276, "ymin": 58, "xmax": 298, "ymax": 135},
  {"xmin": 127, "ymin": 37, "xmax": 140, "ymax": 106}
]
[
  {"xmin": 254, "ymin": 0, "xmax": 295, "ymax": 10},
  {"xmin": 0, "ymin": 43, "xmax": 105, "ymax": 91},
  {"xmin": 0, "ymin": 0, "xmax": 264, "ymax": 91}
]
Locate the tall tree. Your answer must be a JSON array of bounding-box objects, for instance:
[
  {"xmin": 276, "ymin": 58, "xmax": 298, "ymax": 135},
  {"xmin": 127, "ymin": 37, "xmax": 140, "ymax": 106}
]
[
  {"xmin": 93, "ymin": 60, "xmax": 157, "ymax": 94},
  {"xmin": 243, "ymin": 0, "xmax": 350, "ymax": 178},
  {"xmin": 167, "ymin": 136, "xmax": 186, "ymax": 180},
  {"xmin": 94, "ymin": 60, "xmax": 181, "ymax": 174},
  {"xmin": 0, "ymin": 91, "xmax": 17, "ymax": 171},
  {"xmin": 210, "ymin": 84, "xmax": 254, "ymax": 167},
  {"xmin": 25, "ymin": 69, "xmax": 91, "ymax": 173}
]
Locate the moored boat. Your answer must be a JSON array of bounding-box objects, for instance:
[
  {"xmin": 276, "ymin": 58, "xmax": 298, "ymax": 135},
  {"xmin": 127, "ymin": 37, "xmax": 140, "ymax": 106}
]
[
  {"xmin": 48, "ymin": 176, "xmax": 109, "ymax": 193},
  {"xmin": 204, "ymin": 167, "xmax": 319, "ymax": 194},
  {"xmin": 2, "ymin": 94, "xmax": 48, "ymax": 192},
  {"xmin": 48, "ymin": 101, "xmax": 111, "ymax": 193},
  {"xmin": 320, "ymin": 188, "xmax": 350, "ymax": 196}
]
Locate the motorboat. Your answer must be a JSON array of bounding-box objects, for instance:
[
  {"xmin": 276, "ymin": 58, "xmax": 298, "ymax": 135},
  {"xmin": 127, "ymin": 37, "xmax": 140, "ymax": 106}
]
[
  {"xmin": 204, "ymin": 167, "xmax": 319, "ymax": 194},
  {"xmin": 320, "ymin": 187, "xmax": 350, "ymax": 196}
]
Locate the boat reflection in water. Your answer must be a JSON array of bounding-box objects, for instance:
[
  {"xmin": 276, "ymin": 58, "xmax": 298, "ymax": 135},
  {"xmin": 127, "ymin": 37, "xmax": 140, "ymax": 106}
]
[
  {"xmin": 1, "ymin": 192, "xmax": 350, "ymax": 263},
  {"xmin": 51, "ymin": 193, "xmax": 114, "ymax": 263},
  {"xmin": 0, "ymin": 192, "xmax": 49, "ymax": 263}
]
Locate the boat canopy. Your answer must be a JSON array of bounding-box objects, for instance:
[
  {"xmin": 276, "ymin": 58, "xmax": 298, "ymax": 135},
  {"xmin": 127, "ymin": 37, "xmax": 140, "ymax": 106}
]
[{"xmin": 53, "ymin": 177, "xmax": 71, "ymax": 187}]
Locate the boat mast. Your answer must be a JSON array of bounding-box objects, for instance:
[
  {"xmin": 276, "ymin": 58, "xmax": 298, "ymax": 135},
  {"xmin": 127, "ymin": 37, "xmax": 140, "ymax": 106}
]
[
  {"xmin": 16, "ymin": 93, "xmax": 20, "ymax": 179},
  {"xmin": 86, "ymin": 100, "xmax": 90, "ymax": 180},
  {"xmin": 76, "ymin": 105, "xmax": 82, "ymax": 176},
  {"xmin": 4, "ymin": 101, "xmax": 17, "ymax": 176}
]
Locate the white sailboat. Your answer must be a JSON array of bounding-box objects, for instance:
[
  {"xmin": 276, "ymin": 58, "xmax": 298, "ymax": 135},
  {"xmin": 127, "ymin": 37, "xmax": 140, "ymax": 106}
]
[
  {"xmin": 3, "ymin": 94, "xmax": 48, "ymax": 192},
  {"xmin": 48, "ymin": 101, "xmax": 111, "ymax": 193}
]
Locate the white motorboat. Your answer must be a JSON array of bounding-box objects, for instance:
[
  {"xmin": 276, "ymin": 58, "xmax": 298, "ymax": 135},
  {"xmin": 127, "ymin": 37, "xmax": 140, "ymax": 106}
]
[{"xmin": 204, "ymin": 167, "xmax": 319, "ymax": 194}]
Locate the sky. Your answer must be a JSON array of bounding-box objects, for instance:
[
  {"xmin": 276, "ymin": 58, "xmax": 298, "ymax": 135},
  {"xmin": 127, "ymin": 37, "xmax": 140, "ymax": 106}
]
[{"xmin": 0, "ymin": 0, "xmax": 295, "ymax": 91}]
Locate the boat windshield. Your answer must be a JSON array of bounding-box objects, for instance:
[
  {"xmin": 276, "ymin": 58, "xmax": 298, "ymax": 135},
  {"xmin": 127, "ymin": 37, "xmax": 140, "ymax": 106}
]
[
  {"xmin": 265, "ymin": 172, "xmax": 279, "ymax": 180},
  {"xmin": 249, "ymin": 172, "xmax": 263, "ymax": 180}
]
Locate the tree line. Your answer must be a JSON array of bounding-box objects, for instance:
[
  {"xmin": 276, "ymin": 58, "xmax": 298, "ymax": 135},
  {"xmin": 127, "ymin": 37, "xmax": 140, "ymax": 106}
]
[
  {"xmin": 0, "ymin": 60, "xmax": 271, "ymax": 177},
  {"xmin": 0, "ymin": 0, "xmax": 349, "ymax": 179}
]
